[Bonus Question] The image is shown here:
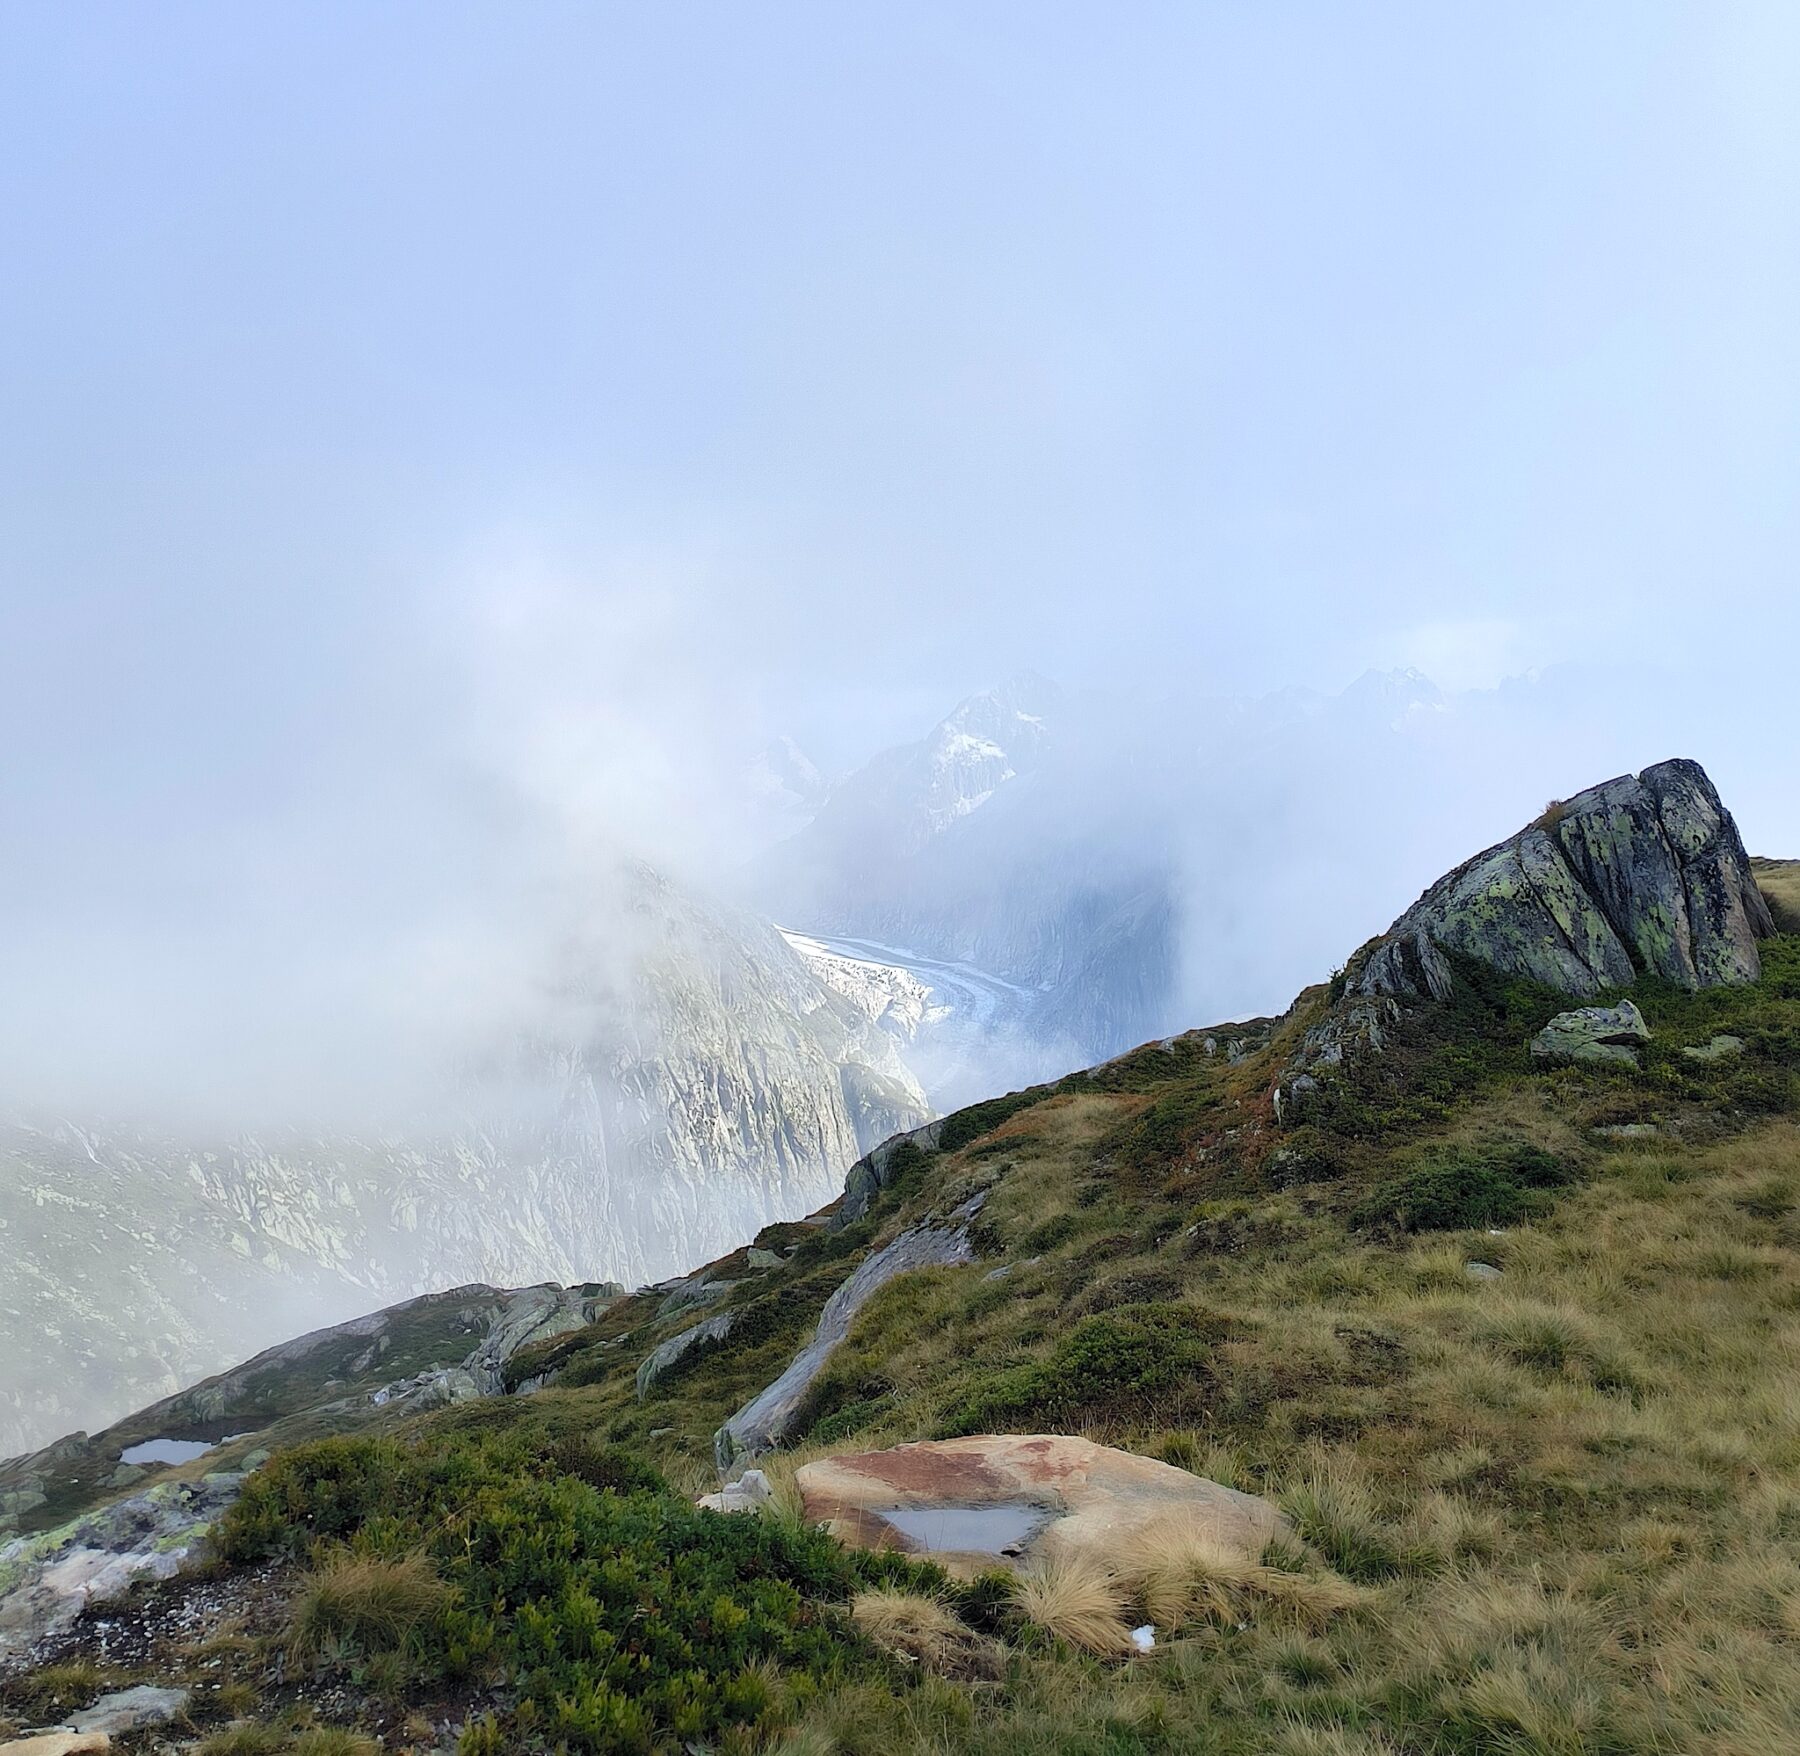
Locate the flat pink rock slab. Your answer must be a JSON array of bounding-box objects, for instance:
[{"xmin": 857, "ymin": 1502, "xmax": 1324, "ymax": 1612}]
[{"xmin": 796, "ymin": 1434, "xmax": 1284, "ymax": 1575}]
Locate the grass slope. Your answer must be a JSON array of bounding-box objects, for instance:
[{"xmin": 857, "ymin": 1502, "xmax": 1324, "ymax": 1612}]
[{"xmin": 8, "ymin": 916, "xmax": 1800, "ymax": 1753}]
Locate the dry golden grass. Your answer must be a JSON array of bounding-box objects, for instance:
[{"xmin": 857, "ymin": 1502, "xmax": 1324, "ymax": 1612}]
[
  {"xmin": 720, "ymin": 1095, "xmax": 1800, "ymax": 1756},
  {"xmin": 286, "ymin": 1550, "xmax": 450, "ymax": 1666},
  {"xmin": 768, "ymin": 1112, "xmax": 1800, "ymax": 1748},
  {"xmin": 851, "ymin": 1589, "xmax": 1006, "ymax": 1681},
  {"xmin": 1111, "ymin": 1516, "xmax": 1373, "ymax": 1632},
  {"xmin": 1010, "ymin": 1553, "xmax": 1135, "ymax": 1655}
]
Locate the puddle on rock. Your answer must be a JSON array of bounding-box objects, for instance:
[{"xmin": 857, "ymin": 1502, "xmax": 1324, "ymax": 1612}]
[
  {"xmin": 120, "ymin": 1434, "xmax": 246, "ymax": 1467},
  {"xmin": 879, "ymin": 1503, "xmax": 1054, "ymax": 1556}
]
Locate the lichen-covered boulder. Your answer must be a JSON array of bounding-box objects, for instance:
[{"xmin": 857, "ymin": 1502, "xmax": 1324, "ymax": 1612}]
[
  {"xmin": 1278, "ymin": 761, "xmax": 1774, "ymax": 1117},
  {"xmin": 1531, "ymin": 1001, "xmax": 1652, "ymax": 1068},
  {"xmin": 1683, "ymin": 1034, "xmax": 1747, "ymax": 1063},
  {"xmin": 1356, "ymin": 760, "xmax": 1772, "ymax": 1004}
]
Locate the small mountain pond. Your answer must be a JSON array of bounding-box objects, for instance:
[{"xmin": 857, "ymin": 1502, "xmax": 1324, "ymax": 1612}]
[{"xmin": 120, "ymin": 1434, "xmax": 246, "ymax": 1467}]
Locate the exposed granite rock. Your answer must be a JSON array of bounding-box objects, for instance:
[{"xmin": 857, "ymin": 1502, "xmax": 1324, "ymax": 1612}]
[
  {"xmin": 370, "ymin": 1367, "xmax": 482, "ymax": 1410},
  {"xmin": 1531, "ymin": 1001, "xmax": 1652, "ymax": 1068},
  {"xmin": 0, "ymin": 1471, "xmax": 248, "ymax": 1663},
  {"xmin": 1684, "ymin": 1034, "xmax": 1747, "ymax": 1063},
  {"xmin": 0, "ymin": 1733, "xmax": 112, "ymax": 1754},
  {"xmin": 636, "ymin": 1311, "xmax": 738, "ymax": 1400},
  {"xmin": 835, "ymin": 1119, "xmax": 947, "ymax": 1229},
  {"xmin": 1277, "ymin": 760, "xmax": 1772, "ymax": 1115},
  {"xmin": 795, "ymin": 1435, "xmax": 1285, "ymax": 1580},
  {"xmin": 716, "ymin": 1197, "xmax": 982, "ymax": 1471},
  {"xmin": 67, "ymin": 1685, "xmax": 189, "ymax": 1734},
  {"xmin": 696, "ymin": 1470, "xmax": 773, "ymax": 1515},
  {"xmin": 1356, "ymin": 760, "xmax": 1771, "ymax": 1004},
  {"xmin": 656, "ymin": 1276, "xmax": 734, "ymax": 1320},
  {"xmin": 461, "ymin": 1283, "xmax": 619, "ymax": 1395}
]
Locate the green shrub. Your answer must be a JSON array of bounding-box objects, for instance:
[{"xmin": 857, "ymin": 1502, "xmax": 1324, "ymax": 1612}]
[
  {"xmin": 1115, "ymin": 1082, "xmax": 1225, "ymax": 1172},
  {"xmin": 219, "ymin": 1432, "xmax": 907, "ymax": 1753},
  {"xmin": 1351, "ymin": 1141, "xmax": 1577, "ymax": 1233},
  {"xmin": 940, "ymin": 1305, "xmax": 1227, "ymax": 1434},
  {"xmin": 546, "ymin": 1434, "xmax": 665, "ymax": 1496},
  {"xmin": 937, "ymin": 1087, "xmax": 1048, "ymax": 1154}
]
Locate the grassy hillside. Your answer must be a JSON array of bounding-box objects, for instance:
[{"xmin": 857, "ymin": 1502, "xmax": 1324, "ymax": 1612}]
[
  {"xmin": 1755, "ymin": 855, "xmax": 1800, "ymax": 931},
  {"xmin": 7, "ymin": 911, "xmax": 1800, "ymax": 1752}
]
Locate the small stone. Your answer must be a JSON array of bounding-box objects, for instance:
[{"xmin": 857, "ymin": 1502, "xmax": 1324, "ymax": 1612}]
[
  {"xmin": 0, "ymin": 1733, "xmax": 112, "ymax": 1754},
  {"xmin": 1530, "ymin": 1001, "xmax": 1651, "ymax": 1069},
  {"xmin": 697, "ymin": 1470, "xmax": 773, "ymax": 1516},
  {"xmin": 1464, "ymin": 1261, "xmax": 1502, "ymax": 1282},
  {"xmin": 745, "ymin": 1248, "xmax": 782, "ymax": 1269},
  {"xmin": 68, "ymin": 1684, "xmax": 190, "ymax": 1735},
  {"xmin": 1682, "ymin": 1034, "xmax": 1746, "ymax": 1063},
  {"xmin": 1593, "ymin": 1123, "xmax": 1663, "ymax": 1141},
  {"xmin": 981, "ymin": 1264, "xmax": 1012, "ymax": 1283}
]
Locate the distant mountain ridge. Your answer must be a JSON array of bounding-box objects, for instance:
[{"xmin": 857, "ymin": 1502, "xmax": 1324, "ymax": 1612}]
[
  {"xmin": 0, "ymin": 863, "xmax": 926, "ymax": 1457},
  {"xmin": 749, "ymin": 666, "xmax": 1463, "ymax": 1094}
]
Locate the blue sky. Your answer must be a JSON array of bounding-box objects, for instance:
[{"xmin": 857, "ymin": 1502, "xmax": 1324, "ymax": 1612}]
[{"xmin": 2, "ymin": 3, "xmax": 1797, "ymax": 1105}]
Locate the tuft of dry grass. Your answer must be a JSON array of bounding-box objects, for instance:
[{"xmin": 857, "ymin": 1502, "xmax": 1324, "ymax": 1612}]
[
  {"xmin": 196, "ymin": 1723, "xmax": 382, "ymax": 1756},
  {"xmin": 287, "ymin": 1550, "xmax": 450, "ymax": 1667},
  {"xmin": 1010, "ymin": 1553, "xmax": 1136, "ymax": 1655},
  {"xmin": 851, "ymin": 1589, "xmax": 1006, "ymax": 1681},
  {"xmin": 1116, "ymin": 1514, "xmax": 1375, "ymax": 1632}
]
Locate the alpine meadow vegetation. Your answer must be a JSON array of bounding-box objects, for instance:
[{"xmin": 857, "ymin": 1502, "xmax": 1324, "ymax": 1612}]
[{"xmin": 6, "ymin": 856, "xmax": 1800, "ymax": 1754}]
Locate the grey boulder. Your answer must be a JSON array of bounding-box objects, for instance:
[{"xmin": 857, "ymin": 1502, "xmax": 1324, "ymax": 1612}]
[
  {"xmin": 69, "ymin": 1685, "xmax": 190, "ymax": 1734},
  {"xmin": 636, "ymin": 1311, "xmax": 738, "ymax": 1400},
  {"xmin": 716, "ymin": 1200, "xmax": 982, "ymax": 1471},
  {"xmin": 1531, "ymin": 1001, "xmax": 1651, "ymax": 1068},
  {"xmin": 1683, "ymin": 1034, "xmax": 1747, "ymax": 1063},
  {"xmin": 1355, "ymin": 759, "xmax": 1772, "ymax": 1005}
]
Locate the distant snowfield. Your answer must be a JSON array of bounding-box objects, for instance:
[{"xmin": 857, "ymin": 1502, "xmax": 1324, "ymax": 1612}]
[{"xmin": 780, "ymin": 928, "xmax": 1045, "ymax": 1110}]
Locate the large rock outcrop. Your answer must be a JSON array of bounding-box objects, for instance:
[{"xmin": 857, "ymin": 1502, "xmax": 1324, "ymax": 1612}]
[
  {"xmin": 1274, "ymin": 760, "xmax": 1775, "ymax": 1116},
  {"xmin": 1353, "ymin": 759, "xmax": 1772, "ymax": 1004}
]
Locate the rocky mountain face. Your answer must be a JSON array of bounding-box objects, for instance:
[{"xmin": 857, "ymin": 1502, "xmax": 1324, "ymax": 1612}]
[
  {"xmin": 1354, "ymin": 758, "xmax": 1773, "ymax": 1002},
  {"xmin": 1282, "ymin": 758, "xmax": 1775, "ymax": 1110},
  {"xmin": 0, "ymin": 865, "xmax": 927, "ymax": 1458},
  {"xmin": 750, "ymin": 674, "xmax": 1178, "ymax": 1082},
  {"xmin": 749, "ymin": 667, "xmax": 1458, "ymax": 1095}
]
